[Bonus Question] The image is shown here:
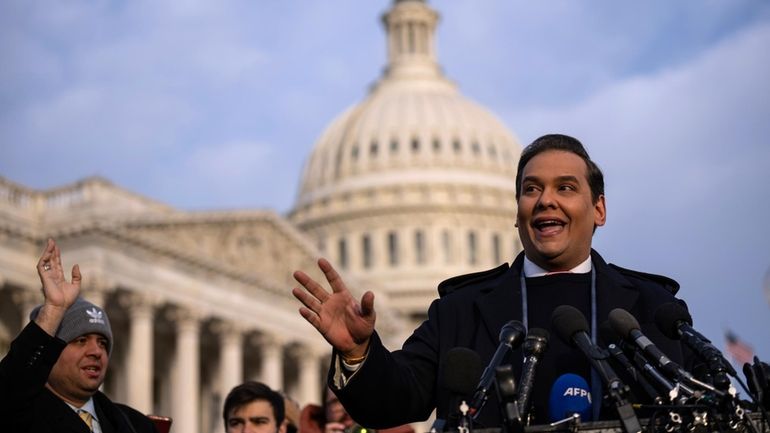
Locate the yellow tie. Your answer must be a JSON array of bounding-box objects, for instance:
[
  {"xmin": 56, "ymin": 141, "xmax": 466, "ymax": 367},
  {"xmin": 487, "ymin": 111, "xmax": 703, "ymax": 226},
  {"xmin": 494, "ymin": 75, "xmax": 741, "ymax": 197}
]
[{"xmin": 78, "ymin": 410, "xmax": 93, "ymax": 432}]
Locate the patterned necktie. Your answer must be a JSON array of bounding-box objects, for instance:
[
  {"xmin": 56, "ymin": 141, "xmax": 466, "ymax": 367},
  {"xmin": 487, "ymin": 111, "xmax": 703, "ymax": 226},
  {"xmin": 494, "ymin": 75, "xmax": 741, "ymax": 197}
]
[{"xmin": 78, "ymin": 410, "xmax": 93, "ymax": 432}]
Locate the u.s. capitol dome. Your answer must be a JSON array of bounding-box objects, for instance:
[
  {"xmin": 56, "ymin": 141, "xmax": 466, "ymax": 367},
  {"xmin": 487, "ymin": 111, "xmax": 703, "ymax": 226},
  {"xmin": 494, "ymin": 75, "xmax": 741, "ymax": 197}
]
[{"xmin": 291, "ymin": 0, "xmax": 524, "ymax": 326}]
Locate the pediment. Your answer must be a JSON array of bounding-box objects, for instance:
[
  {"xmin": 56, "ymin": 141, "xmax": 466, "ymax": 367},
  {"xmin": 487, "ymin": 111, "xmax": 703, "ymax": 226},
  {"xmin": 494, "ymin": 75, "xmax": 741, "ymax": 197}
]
[{"xmin": 120, "ymin": 211, "xmax": 321, "ymax": 291}]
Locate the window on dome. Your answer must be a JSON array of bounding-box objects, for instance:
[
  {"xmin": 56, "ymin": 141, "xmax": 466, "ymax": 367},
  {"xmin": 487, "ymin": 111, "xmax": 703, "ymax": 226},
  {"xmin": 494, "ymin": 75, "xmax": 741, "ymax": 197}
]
[
  {"xmin": 370, "ymin": 140, "xmax": 379, "ymax": 156},
  {"xmin": 433, "ymin": 138, "xmax": 441, "ymax": 152},
  {"xmin": 362, "ymin": 234, "xmax": 373, "ymax": 269},
  {"xmin": 388, "ymin": 231, "xmax": 399, "ymax": 266},
  {"xmin": 390, "ymin": 138, "xmax": 399, "ymax": 153},
  {"xmin": 408, "ymin": 22, "xmax": 415, "ymax": 54},
  {"xmin": 472, "ymin": 142, "xmax": 481, "ymax": 156},
  {"xmin": 351, "ymin": 144, "xmax": 359, "ymax": 160},
  {"xmin": 488, "ymin": 145, "xmax": 497, "ymax": 158},
  {"xmin": 442, "ymin": 230, "xmax": 452, "ymax": 264},
  {"xmin": 395, "ymin": 24, "xmax": 403, "ymax": 53},
  {"xmin": 338, "ymin": 238, "xmax": 348, "ymax": 269},
  {"xmin": 415, "ymin": 230, "xmax": 426, "ymax": 264},
  {"xmin": 411, "ymin": 138, "xmax": 420, "ymax": 153},
  {"xmin": 468, "ymin": 231, "xmax": 477, "ymax": 265},
  {"xmin": 453, "ymin": 139, "xmax": 461, "ymax": 153},
  {"xmin": 334, "ymin": 147, "xmax": 344, "ymax": 177},
  {"xmin": 492, "ymin": 233, "xmax": 501, "ymax": 264}
]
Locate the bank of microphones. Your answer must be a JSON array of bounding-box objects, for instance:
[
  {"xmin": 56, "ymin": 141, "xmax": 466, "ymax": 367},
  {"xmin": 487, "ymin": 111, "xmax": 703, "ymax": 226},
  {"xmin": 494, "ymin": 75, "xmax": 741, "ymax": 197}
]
[{"xmin": 434, "ymin": 304, "xmax": 769, "ymax": 433}]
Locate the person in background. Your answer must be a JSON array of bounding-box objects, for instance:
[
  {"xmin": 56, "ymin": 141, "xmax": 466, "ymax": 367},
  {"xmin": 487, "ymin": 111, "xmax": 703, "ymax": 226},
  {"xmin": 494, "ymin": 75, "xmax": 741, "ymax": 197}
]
[
  {"xmin": 0, "ymin": 238, "xmax": 157, "ymax": 433},
  {"xmin": 299, "ymin": 386, "xmax": 414, "ymax": 433},
  {"xmin": 223, "ymin": 380, "xmax": 286, "ymax": 433},
  {"xmin": 281, "ymin": 391, "xmax": 301, "ymax": 433}
]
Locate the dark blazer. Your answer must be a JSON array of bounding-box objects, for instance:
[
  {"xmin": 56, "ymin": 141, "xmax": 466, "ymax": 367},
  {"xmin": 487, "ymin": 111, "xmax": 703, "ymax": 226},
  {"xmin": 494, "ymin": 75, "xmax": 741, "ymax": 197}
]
[
  {"xmin": 0, "ymin": 321, "xmax": 158, "ymax": 433},
  {"xmin": 333, "ymin": 250, "xmax": 691, "ymax": 428}
]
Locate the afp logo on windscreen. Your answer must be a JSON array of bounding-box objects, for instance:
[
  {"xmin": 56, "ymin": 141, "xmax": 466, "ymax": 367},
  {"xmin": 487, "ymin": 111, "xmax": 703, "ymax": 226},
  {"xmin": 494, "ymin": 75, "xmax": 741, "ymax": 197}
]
[{"xmin": 563, "ymin": 386, "xmax": 592, "ymax": 403}]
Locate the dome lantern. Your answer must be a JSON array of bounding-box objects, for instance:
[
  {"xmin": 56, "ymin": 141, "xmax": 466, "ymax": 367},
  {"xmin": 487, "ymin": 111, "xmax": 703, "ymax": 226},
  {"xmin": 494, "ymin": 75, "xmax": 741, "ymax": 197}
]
[{"xmin": 382, "ymin": 0, "xmax": 441, "ymax": 80}]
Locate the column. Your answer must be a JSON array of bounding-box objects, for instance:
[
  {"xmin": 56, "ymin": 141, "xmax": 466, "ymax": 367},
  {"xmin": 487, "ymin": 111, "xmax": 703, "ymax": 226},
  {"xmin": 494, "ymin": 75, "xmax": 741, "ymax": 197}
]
[
  {"xmin": 293, "ymin": 345, "xmax": 328, "ymax": 406},
  {"xmin": 213, "ymin": 321, "xmax": 244, "ymax": 401},
  {"xmin": 169, "ymin": 307, "xmax": 202, "ymax": 433},
  {"xmin": 259, "ymin": 334, "xmax": 285, "ymax": 391},
  {"xmin": 120, "ymin": 293, "xmax": 157, "ymax": 414}
]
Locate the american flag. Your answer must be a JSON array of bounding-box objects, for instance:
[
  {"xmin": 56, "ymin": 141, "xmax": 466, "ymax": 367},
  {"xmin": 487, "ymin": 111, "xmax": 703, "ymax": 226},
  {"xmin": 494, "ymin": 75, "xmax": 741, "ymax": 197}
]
[{"xmin": 724, "ymin": 330, "xmax": 755, "ymax": 366}]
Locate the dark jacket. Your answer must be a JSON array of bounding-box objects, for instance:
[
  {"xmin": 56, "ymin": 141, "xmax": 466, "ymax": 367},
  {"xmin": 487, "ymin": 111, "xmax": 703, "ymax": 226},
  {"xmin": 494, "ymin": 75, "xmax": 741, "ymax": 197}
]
[
  {"xmin": 332, "ymin": 250, "xmax": 692, "ymax": 428},
  {"xmin": 0, "ymin": 321, "xmax": 158, "ymax": 433}
]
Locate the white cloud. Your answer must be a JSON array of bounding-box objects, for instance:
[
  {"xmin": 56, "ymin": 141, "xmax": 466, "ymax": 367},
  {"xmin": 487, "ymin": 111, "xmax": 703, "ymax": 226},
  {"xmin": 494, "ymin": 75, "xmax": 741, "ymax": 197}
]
[
  {"xmin": 149, "ymin": 139, "xmax": 274, "ymax": 210},
  {"xmin": 499, "ymin": 20, "xmax": 770, "ymax": 356}
]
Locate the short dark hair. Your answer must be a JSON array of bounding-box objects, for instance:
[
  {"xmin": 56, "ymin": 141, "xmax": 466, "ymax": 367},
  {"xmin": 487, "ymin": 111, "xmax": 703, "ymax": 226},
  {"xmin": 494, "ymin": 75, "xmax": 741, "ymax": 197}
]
[
  {"xmin": 515, "ymin": 134, "xmax": 604, "ymax": 203},
  {"xmin": 223, "ymin": 381, "xmax": 285, "ymax": 430}
]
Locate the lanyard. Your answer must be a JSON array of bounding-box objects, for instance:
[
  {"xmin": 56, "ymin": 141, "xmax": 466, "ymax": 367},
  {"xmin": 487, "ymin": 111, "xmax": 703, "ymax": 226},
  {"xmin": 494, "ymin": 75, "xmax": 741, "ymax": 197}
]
[{"xmin": 519, "ymin": 267, "xmax": 602, "ymax": 420}]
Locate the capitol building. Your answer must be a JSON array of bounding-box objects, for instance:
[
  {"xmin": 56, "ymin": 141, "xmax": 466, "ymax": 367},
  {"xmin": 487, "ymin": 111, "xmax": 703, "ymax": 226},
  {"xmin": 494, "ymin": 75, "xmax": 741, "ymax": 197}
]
[{"xmin": 0, "ymin": 1, "xmax": 523, "ymax": 432}]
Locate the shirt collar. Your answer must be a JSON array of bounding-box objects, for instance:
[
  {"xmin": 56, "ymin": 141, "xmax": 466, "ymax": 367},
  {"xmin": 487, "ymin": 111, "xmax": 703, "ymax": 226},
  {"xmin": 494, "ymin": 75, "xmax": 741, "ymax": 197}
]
[
  {"xmin": 523, "ymin": 255, "xmax": 592, "ymax": 277},
  {"xmin": 65, "ymin": 397, "xmax": 98, "ymax": 421}
]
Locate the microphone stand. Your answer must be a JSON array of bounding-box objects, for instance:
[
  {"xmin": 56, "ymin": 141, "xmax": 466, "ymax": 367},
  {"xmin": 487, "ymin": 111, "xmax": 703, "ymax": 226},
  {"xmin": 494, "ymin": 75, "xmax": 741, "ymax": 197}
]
[{"xmin": 574, "ymin": 333, "xmax": 642, "ymax": 433}]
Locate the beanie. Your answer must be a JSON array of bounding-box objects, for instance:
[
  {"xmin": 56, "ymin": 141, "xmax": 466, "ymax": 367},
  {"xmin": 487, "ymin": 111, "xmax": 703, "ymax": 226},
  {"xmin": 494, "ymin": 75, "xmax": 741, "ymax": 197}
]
[{"xmin": 30, "ymin": 297, "xmax": 113, "ymax": 353}]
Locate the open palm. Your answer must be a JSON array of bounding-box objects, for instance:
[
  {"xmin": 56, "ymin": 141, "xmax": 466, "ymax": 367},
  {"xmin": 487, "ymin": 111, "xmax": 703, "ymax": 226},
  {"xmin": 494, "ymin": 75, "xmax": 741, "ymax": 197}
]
[
  {"xmin": 37, "ymin": 239, "xmax": 81, "ymax": 310},
  {"xmin": 293, "ymin": 258, "xmax": 375, "ymax": 356}
]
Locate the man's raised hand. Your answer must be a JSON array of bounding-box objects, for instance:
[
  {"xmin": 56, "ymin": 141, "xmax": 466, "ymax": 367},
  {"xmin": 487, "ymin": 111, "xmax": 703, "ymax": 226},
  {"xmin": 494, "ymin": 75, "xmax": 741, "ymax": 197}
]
[
  {"xmin": 35, "ymin": 239, "xmax": 81, "ymax": 334},
  {"xmin": 292, "ymin": 258, "xmax": 375, "ymax": 358}
]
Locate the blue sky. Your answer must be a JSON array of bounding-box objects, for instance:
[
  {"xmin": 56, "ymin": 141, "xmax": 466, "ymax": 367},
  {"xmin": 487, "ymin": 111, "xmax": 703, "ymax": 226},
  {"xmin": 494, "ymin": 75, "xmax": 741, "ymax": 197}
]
[{"xmin": 1, "ymin": 1, "xmax": 769, "ymax": 367}]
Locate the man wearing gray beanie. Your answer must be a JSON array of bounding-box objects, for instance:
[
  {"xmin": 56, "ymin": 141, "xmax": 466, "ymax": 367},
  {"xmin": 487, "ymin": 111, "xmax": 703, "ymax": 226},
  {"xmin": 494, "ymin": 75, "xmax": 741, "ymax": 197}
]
[{"xmin": 0, "ymin": 239, "xmax": 158, "ymax": 433}]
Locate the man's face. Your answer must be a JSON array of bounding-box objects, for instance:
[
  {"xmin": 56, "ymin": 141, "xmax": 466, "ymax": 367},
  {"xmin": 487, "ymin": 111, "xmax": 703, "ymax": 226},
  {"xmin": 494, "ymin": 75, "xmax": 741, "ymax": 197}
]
[
  {"xmin": 46, "ymin": 333, "xmax": 109, "ymax": 406},
  {"xmin": 227, "ymin": 400, "xmax": 286, "ymax": 433},
  {"xmin": 516, "ymin": 150, "xmax": 606, "ymax": 271}
]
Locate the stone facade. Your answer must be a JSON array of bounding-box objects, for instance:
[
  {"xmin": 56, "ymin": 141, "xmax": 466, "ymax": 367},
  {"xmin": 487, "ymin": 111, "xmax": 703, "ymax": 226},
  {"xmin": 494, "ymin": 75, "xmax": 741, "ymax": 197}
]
[
  {"xmin": 0, "ymin": 1, "xmax": 522, "ymax": 432},
  {"xmin": 0, "ymin": 175, "xmax": 404, "ymax": 433}
]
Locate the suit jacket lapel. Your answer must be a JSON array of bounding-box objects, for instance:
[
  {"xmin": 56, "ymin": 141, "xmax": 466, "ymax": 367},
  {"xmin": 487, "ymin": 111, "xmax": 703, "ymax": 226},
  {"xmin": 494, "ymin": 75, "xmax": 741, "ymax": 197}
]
[
  {"xmin": 475, "ymin": 253, "xmax": 525, "ymax": 344},
  {"xmin": 40, "ymin": 389, "xmax": 91, "ymax": 433},
  {"xmin": 94, "ymin": 392, "xmax": 119, "ymax": 433},
  {"xmin": 591, "ymin": 249, "xmax": 640, "ymax": 324}
]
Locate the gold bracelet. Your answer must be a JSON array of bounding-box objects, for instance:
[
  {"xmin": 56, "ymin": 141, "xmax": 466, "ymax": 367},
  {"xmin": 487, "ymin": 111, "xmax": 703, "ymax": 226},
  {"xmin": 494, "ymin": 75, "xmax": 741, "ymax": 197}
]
[
  {"xmin": 341, "ymin": 353, "xmax": 367, "ymax": 365},
  {"xmin": 341, "ymin": 343, "xmax": 370, "ymax": 365}
]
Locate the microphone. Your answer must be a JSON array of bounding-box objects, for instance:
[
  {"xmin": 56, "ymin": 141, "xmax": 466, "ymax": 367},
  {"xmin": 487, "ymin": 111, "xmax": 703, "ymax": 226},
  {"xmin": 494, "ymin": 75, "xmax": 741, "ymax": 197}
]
[
  {"xmin": 744, "ymin": 359, "xmax": 770, "ymax": 410},
  {"xmin": 469, "ymin": 320, "xmax": 527, "ymax": 418},
  {"xmin": 495, "ymin": 364, "xmax": 524, "ymax": 433},
  {"xmin": 609, "ymin": 308, "xmax": 724, "ymax": 397},
  {"xmin": 552, "ymin": 306, "xmax": 627, "ymax": 391},
  {"xmin": 517, "ymin": 328, "xmax": 549, "ymax": 421},
  {"xmin": 654, "ymin": 302, "xmax": 736, "ymax": 390},
  {"xmin": 551, "ymin": 306, "xmax": 641, "ymax": 433},
  {"xmin": 600, "ymin": 320, "xmax": 693, "ymax": 403},
  {"xmin": 548, "ymin": 373, "xmax": 593, "ymax": 423},
  {"xmin": 438, "ymin": 347, "xmax": 483, "ymax": 431},
  {"xmin": 598, "ymin": 321, "xmax": 662, "ymax": 403}
]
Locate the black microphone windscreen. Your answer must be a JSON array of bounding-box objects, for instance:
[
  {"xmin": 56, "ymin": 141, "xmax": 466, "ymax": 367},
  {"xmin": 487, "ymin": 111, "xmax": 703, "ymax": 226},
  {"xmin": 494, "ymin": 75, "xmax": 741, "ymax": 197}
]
[
  {"xmin": 654, "ymin": 302, "xmax": 692, "ymax": 339},
  {"xmin": 442, "ymin": 347, "xmax": 483, "ymax": 396},
  {"xmin": 608, "ymin": 308, "xmax": 640, "ymax": 340},
  {"xmin": 551, "ymin": 305, "xmax": 589, "ymax": 345},
  {"xmin": 499, "ymin": 320, "xmax": 527, "ymax": 346}
]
